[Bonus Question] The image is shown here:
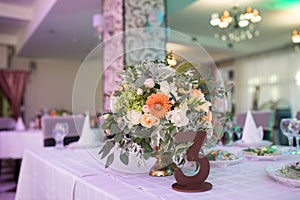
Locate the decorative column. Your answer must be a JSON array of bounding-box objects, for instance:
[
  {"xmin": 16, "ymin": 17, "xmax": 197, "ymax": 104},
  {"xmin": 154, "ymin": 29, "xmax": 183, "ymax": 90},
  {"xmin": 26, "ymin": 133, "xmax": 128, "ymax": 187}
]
[
  {"xmin": 102, "ymin": 0, "xmax": 166, "ymax": 111},
  {"xmin": 103, "ymin": 0, "xmax": 124, "ymax": 111},
  {"xmin": 124, "ymin": 0, "xmax": 166, "ymax": 65}
]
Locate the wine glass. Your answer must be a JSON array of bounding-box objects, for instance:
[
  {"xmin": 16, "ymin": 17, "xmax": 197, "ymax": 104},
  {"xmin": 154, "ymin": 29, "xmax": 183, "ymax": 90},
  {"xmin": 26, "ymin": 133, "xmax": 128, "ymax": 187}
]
[
  {"xmin": 235, "ymin": 125, "xmax": 243, "ymax": 141},
  {"xmin": 224, "ymin": 121, "xmax": 237, "ymax": 146},
  {"xmin": 294, "ymin": 120, "xmax": 300, "ymax": 154},
  {"xmin": 280, "ymin": 118, "xmax": 299, "ymax": 154},
  {"xmin": 52, "ymin": 122, "xmax": 69, "ymax": 149}
]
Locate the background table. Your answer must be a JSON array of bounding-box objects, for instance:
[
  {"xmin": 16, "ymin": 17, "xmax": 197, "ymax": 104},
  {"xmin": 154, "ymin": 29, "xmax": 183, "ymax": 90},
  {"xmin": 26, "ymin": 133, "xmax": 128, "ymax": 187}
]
[
  {"xmin": 0, "ymin": 129, "xmax": 43, "ymax": 159},
  {"xmin": 15, "ymin": 146, "xmax": 300, "ymax": 200}
]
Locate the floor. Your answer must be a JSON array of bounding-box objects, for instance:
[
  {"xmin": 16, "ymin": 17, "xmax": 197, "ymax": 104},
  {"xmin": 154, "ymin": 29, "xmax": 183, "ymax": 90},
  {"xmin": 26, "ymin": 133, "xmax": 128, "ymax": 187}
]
[{"xmin": 0, "ymin": 160, "xmax": 16, "ymax": 200}]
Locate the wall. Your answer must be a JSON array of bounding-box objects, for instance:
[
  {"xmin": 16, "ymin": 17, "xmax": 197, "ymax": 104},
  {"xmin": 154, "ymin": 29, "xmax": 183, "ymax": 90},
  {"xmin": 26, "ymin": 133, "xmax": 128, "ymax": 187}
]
[
  {"xmin": 233, "ymin": 48, "xmax": 300, "ymax": 117},
  {"xmin": 0, "ymin": 46, "xmax": 7, "ymax": 68},
  {"xmin": 10, "ymin": 56, "xmax": 103, "ymax": 126}
]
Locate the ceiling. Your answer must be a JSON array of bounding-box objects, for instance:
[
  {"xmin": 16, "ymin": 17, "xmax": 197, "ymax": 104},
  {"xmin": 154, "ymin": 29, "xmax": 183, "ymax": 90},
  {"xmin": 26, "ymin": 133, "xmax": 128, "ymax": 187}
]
[{"xmin": 0, "ymin": 0, "xmax": 300, "ymax": 63}]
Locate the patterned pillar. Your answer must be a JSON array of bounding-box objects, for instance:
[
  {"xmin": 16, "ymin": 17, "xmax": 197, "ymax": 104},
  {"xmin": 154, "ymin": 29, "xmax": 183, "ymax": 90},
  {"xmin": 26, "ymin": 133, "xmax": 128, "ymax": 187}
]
[
  {"xmin": 124, "ymin": 0, "xmax": 166, "ymax": 65},
  {"xmin": 103, "ymin": 0, "xmax": 124, "ymax": 111},
  {"xmin": 103, "ymin": 0, "xmax": 166, "ymax": 111}
]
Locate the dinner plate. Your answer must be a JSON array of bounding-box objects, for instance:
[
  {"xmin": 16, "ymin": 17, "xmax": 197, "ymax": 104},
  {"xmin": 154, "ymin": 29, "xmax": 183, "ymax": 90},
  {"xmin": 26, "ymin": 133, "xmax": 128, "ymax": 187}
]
[
  {"xmin": 242, "ymin": 147, "xmax": 289, "ymax": 161},
  {"xmin": 265, "ymin": 164, "xmax": 300, "ymax": 187},
  {"xmin": 209, "ymin": 154, "xmax": 243, "ymax": 167},
  {"xmin": 234, "ymin": 140, "xmax": 272, "ymax": 147},
  {"xmin": 207, "ymin": 150, "xmax": 243, "ymax": 167}
]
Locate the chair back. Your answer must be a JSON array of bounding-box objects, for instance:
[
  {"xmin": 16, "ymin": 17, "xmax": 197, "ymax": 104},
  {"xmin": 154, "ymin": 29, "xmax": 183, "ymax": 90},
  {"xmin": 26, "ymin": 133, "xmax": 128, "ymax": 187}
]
[
  {"xmin": 236, "ymin": 110, "xmax": 274, "ymax": 131},
  {"xmin": 41, "ymin": 115, "xmax": 84, "ymax": 146},
  {"xmin": 296, "ymin": 111, "xmax": 300, "ymax": 120},
  {"xmin": 0, "ymin": 117, "xmax": 16, "ymax": 130}
]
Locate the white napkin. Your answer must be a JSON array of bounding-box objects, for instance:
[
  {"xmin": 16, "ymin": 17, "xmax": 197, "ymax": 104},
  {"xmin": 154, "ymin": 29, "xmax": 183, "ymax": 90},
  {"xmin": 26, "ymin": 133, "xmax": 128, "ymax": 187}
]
[
  {"xmin": 15, "ymin": 116, "xmax": 26, "ymax": 131},
  {"xmin": 241, "ymin": 110, "xmax": 264, "ymax": 143},
  {"xmin": 72, "ymin": 114, "xmax": 105, "ymax": 148}
]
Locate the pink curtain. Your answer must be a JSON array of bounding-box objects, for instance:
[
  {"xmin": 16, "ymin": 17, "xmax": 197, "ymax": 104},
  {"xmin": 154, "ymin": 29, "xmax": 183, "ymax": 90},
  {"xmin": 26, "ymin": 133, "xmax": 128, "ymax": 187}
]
[{"xmin": 0, "ymin": 70, "xmax": 29, "ymax": 119}]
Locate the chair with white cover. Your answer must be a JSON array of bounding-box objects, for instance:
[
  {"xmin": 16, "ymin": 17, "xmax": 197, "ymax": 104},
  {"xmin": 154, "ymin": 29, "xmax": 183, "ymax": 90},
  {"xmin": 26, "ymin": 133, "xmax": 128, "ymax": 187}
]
[
  {"xmin": 41, "ymin": 115, "xmax": 84, "ymax": 147},
  {"xmin": 296, "ymin": 111, "xmax": 300, "ymax": 120},
  {"xmin": 236, "ymin": 110, "xmax": 274, "ymax": 140}
]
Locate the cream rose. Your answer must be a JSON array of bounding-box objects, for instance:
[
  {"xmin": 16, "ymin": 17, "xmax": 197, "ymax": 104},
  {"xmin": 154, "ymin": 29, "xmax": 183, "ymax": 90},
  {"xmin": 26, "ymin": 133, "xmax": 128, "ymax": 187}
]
[
  {"xmin": 109, "ymin": 96, "xmax": 118, "ymax": 112},
  {"xmin": 160, "ymin": 81, "xmax": 178, "ymax": 99},
  {"xmin": 140, "ymin": 114, "xmax": 160, "ymax": 128},
  {"xmin": 199, "ymin": 101, "xmax": 211, "ymax": 113},
  {"xmin": 166, "ymin": 109, "xmax": 189, "ymax": 127},
  {"xmin": 126, "ymin": 110, "xmax": 142, "ymax": 126},
  {"xmin": 144, "ymin": 78, "xmax": 155, "ymax": 88},
  {"xmin": 159, "ymin": 81, "xmax": 170, "ymax": 95}
]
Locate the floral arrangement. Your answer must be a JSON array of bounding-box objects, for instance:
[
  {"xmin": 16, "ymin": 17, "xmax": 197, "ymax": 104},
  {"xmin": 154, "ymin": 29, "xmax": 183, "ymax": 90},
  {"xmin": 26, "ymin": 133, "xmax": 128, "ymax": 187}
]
[{"xmin": 99, "ymin": 59, "xmax": 226, "ymax": 167}]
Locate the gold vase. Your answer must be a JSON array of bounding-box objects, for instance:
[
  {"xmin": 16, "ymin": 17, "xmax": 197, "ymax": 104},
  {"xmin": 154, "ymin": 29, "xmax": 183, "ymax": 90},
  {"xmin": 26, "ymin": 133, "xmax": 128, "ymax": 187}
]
[{"xmin": 149, "ymin": 149, "xmax": 175, "ymax": 177}]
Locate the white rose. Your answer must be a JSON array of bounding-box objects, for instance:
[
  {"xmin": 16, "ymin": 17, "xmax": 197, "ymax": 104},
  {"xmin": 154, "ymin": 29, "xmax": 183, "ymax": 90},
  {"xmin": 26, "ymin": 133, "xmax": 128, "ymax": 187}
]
[
  {"xmin": 126, "ymin": 110, "xmax": 142, "ymax": 126},
  {"xmin": 109, "ymin": 96, "xmax": 118, "ymax": 112},
  {"xmin": 160, "ymin": 81, "xmax": 178, "ymax": 99},
  {"xmin": 144, "ymin": 78, "xmax": 155, "ymax": 88},
  {"xmin": 160, "ymin": 81, "xmax": 170, "ymax": 95},
  {"xmin": 137, "ymin": 88, "xmax": 143, "ymax": 95},
  {"xmin": 166, "ymin": 109, "xmax": 189, "ymax": 127}
]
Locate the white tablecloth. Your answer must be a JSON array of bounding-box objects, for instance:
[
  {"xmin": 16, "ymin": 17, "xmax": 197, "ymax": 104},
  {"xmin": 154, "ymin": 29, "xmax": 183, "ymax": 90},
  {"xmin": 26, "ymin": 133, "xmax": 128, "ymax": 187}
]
[
  {"xmin": 0, "ymin": 129, "xmax": 43, "ymax": 159},
  {"xmin": 15, "ymin": 146, "xmax": 300, "ymax": 200}
]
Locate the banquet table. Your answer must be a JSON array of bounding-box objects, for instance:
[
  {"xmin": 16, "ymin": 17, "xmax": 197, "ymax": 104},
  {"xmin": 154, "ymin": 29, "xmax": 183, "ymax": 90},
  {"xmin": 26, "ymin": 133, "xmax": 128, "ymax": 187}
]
[
  {"xmin": 15, "ymin": 145, "xmax": 300, "ymax": 200},
  {"xmin": 0, "ymin": 129, "xmax": 43, "ymax": 159}
]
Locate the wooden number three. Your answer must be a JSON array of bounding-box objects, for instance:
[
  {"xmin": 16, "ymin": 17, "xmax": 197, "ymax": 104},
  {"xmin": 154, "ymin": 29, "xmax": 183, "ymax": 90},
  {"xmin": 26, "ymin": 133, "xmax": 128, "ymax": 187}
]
[{"xmin": 172, "ymin": 131, "xmax": 212, "ymax": 192}]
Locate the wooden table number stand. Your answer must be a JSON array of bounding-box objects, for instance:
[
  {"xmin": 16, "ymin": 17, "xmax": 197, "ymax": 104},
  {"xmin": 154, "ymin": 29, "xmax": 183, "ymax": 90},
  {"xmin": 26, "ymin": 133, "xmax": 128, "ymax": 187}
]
[{"xmin": 172, "ymin": 131, "xmax": 213, "ymax": 192}]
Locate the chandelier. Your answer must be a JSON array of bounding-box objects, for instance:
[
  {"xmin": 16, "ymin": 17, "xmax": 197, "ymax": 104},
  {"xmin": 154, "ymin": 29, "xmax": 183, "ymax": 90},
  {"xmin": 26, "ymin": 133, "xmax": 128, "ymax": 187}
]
[
  {"xmin": 292, "ymin": 29, "xmax": 300, "ymax": 44},
  {"xmin": 292, "ymin": 29, "xmax": 300, "ymax": 51},
  {"xmin": 210, "ymin": 6, "xmax": 262, "ymax": 43}
]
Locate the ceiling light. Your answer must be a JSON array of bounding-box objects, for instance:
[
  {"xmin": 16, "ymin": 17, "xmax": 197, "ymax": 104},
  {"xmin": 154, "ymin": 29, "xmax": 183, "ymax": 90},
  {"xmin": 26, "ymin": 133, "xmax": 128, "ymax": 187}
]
[
  {"xmin": 210, "ymin": 6, "xmax": 262, "ymax": 44},
  {"xmin": 292, "ymin": 29, "xmax": 300, "ymax": 44},
  {"xmin": 166, "ymin": 51, "xmax": 177, "ymax": 66}
]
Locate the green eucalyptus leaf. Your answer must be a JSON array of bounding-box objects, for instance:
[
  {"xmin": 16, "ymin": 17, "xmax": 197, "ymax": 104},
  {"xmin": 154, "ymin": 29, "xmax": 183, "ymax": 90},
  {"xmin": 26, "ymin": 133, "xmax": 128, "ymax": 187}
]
[
  {"xmin": 110, "ymin": 123, "xmax": 119, "ymax": 134},
  {"xmin": 105, "ymin": 153, "xmax": 114, "ymax": 168},
  {"xmin": 114, "ymin": 91, "xmax": 122, "ymax": 96},
  {"xmin": 120, "ymin": 152, "xmax": 129, "ymax": 165},
  {"xmin": 134, "ymin": 128, "xmax": 153, "ymax": 138},
  {"xmin": 114, "ymin": 133, "xmax": 123, "ymax": 142},
  {"xmin": 99, "ymin": 141, "xmax": 114, "ymax": 159},
  {"xmin": 174, "ymin": 142, "xmax": 193, "ymax": 155},
  {"xmin": 135, "ymin": 77, "xmax": 146, "ymax": 88},
  {"xmin": 143, "ymin": 152, "xmax": 151, "ymax": 160}
]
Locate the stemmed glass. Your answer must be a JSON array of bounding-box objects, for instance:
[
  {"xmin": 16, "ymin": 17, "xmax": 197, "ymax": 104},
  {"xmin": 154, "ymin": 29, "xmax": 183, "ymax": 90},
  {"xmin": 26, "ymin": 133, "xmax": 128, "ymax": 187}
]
[
  {"xmin": 294, "ymin": 120, "xmax": 300, "ymax": 154},
  {"xmin": 235, "ymin": 125, "xmax": 243, "ymax": 141},
  {"xmin": 52, "ymin": 122, "xmax": 69, "ymax": 149},
  {"xmin": 280, "ymin": 118, "xmax": 299, "ymax": 154},
  {"xmin": 224, "ymin": 121, "xmax": 238, "ymax": 146}
]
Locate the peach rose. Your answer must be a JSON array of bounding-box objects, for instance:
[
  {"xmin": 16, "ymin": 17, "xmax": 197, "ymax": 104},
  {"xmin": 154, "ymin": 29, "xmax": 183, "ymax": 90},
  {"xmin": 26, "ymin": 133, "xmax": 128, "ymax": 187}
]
[
  {"xmin": 204, "ymin": 111, "xmax": 212, "ymax": 122},
  {"xmin": 190, "ymin": 89, "xmax": 204, "ymax": 99},
  {"xmin": 140, "ymin": 114, "xmax": 160, "ymax": 128}
]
